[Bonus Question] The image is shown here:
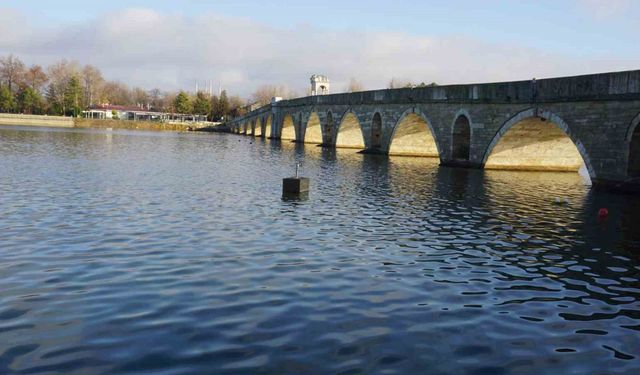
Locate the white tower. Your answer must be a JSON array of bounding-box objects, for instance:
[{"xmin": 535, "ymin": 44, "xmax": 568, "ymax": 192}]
[{"xmin": 310, "ymin": 75, "xmax": 330, "ymax": 96}]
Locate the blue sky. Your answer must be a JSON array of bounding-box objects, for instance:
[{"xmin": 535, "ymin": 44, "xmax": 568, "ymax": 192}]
[{"xmin": 1, "ymin": 0, "xmax": 638, "ymax": 96}]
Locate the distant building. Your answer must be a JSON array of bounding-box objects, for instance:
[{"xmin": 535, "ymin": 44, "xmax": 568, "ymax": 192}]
[
  {"xmin": 82, "ymin": 104, "xmax": 207, "ymax": 123},
  {"xmin": 83, "ymin": 104, "xmax": 149, "ymax": 120},
  {"xmin": 310, "ymin": 75, "xmax": 330, "ymax": 96}
]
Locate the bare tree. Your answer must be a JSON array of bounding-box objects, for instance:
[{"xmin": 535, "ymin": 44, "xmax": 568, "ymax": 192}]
[
  {"xmin": 148, "ymin": 88, "xmax": 163, "ymax": 110},
  {"xmin": 251, "ymin": 84, "xmax": 296, "ymax": 106},
  {"xmin": 6, "ymin": 54, "xmax": 279, "ymax": 117},
  {"xmin": 131, "ymin": 87, "xmax": 149, "ymax": 108},
  {"xmin": 164, "ymin": 92, "xmax": 178, "ymax": 113},
  {"xmin": 388, "ymin": 78, "xmax": 415, "ymax": 89},
  {"xmin": 47, "ymin": 59, "xmax": 80, "ymax": 114},
  {"xmin": 102, "ymin": 81, "xmax": 133, "ymax": 105},
  {"xmin": 345, "ymin": 78, "xmax": 364, "ymax": 93},
  {"xmin": 0, "ymin": 54, "xmax": 26, "ymax": 93},
  {"xmin": 228, "ymin": 95, "xmax": 247, "ymax": 117},
  {"xmin": 82, "ymin": 65, "xmax": 104, "ymax": 106},
  {"xmin": 24, "ymin": 65, "xmax": 48, "ymax": 92}
]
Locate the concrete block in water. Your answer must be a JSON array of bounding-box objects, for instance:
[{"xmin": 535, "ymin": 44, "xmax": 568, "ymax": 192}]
[{"xmin": 283, "ymin": 177, "xmax": 310, "ymax": 194}]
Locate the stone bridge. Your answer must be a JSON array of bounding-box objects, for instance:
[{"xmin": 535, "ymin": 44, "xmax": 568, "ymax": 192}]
[{"xmin": 228, "ymin": 70, "xmax": 640, "ymax": 191}]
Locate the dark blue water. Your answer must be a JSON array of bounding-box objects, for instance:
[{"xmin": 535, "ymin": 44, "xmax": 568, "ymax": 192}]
[{"xmin": 0, "ymin": 126, "xmax": 638, "ymax": 375}]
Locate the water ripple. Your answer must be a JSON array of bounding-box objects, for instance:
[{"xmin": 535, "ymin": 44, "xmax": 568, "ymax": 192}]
[{"xmin": 0, "ymin": 127, "xmax": 638, "ymax": 374}]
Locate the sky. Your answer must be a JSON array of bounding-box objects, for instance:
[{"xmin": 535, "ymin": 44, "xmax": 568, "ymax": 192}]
[{"xmin": 1, "ymin": 0, "xmax": 638, "ymax": 97}]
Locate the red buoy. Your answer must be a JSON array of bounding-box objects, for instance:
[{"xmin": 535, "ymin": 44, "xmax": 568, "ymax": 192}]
[{"xmin": 598, "ymin": 208, "xmax": 609, "ymax": 218}]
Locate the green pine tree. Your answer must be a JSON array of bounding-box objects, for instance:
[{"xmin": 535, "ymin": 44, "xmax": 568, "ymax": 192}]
[
  {"xmin": 0, "ymin": 85, "xmax": 16, "ymax": 113},
  {"xmin": 18, "ymin": 87, "xmax": 44, "ymax": 114},
  {"xmin": 217, "ymin": 90, "xmax": 229, "ymax": 120},
  {"xmin": 192, "ymin": 91, "xmax": 211, "ymax": 115},
  {"xmin": 63, "ymin": 75, "xmax": 83, "ymax": 117},
  {"xmin": 174, "ymin": 91, "xmax": 192, "ymax": 114},
  {"xmin": 45, "ymin": 85, "xmax": 63, "ymax": 115}
]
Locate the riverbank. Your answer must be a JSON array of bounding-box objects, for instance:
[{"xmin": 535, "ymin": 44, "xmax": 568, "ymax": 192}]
[
  {"xmin": 0, "ymin": 113, "xmax": 214, "ymax": 132},
  {"xmin": 74, "ymin": 118, "xmax": 196, "ymax": 132},
  {"xmin": 194, "ymin": 124, "xmax": 230, "ymax": 132},
  {"xmin": 0, "ymin": 113, "xmax": 74, "ymax": 128}
]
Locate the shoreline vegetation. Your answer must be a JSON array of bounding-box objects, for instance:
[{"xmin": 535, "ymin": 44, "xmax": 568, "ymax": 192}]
[
  {"xmin": 0, "ymin": 113, "xmax": 219, "ymax": 132},
  {"xmin": 0, "ymin": 54, "xmax": 304, "ymax": 124},
  {"xmin": 0, "ymin": 54, "xmax": 249, "ymax": 122}
]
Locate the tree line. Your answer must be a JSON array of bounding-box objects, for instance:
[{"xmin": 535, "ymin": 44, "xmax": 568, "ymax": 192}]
[
  {"xmin": 1, "ymin": 54, "xmax": 439, "ymax": 121},
  {"xmin": 0, "ymin": 54, "xmax": 247, "ymax": 121}
]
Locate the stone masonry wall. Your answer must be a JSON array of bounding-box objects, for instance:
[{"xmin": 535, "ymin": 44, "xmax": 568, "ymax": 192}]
[{"xmin": 228, "ymin": 70, "xmax": 640, "ymax": 185}]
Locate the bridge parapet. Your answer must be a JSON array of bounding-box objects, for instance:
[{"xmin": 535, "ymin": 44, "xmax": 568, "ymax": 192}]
[{"xmin": 233, "ymin": 70, "xmax": 640, "ymax": 117}]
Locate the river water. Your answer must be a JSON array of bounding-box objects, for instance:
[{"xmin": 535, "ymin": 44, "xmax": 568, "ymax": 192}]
[{"xmin": 0, "ymin": 126, "xmax": 638, "ymax": 375}]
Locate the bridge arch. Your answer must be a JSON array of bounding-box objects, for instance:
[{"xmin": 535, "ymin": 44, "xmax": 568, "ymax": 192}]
[
  {"xmin": 626, "ymin": 112, "xmax": 640, "ymax": 178},
  {"xmin": 452, "ymin": 110, "xmax": 472, "ymax": 161},
  {"xmin": 482, "ymin": 108, "xmax": 595, "ymax": 178},
  {"xmin": 336, "ymin": 109, "xmax": 365, "ymax": 149},
  {"xmin": 281, "ymin": 113, "xmax": 296, "ymax": 141},
  {"xmin": 244, "ymin": 122, "xmax": 250, "ymax": 134},
  {"xmin": 305, "ymin": 111, "xmax": 323, "ymax": 144},
  {"xmin": 387, "ymin": 107, "xmax": 440, "ymax": 157}
]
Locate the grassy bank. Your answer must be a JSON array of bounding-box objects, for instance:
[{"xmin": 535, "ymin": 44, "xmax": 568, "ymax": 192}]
[{"xmin": 74, "ymin": 118, "xmax": 196, "ymax": 132}]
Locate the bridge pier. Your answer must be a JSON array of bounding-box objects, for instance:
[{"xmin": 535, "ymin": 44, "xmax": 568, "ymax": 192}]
[
  {"xmin": 440, "ymin": 160, "xmax": 483, "ymax": 169},
  {"xmin": 359, "ymin": 147, "xmax": 386, "ymax": 155}
]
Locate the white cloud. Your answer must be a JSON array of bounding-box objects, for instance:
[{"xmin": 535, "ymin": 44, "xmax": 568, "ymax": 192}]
[
  {"xmin": 0, "ymin": 8, "xmax": 637, "ymax": 97},
  {"xmin": 577, "ymin": 0, "xmax": 633, "ymax": 19}
]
